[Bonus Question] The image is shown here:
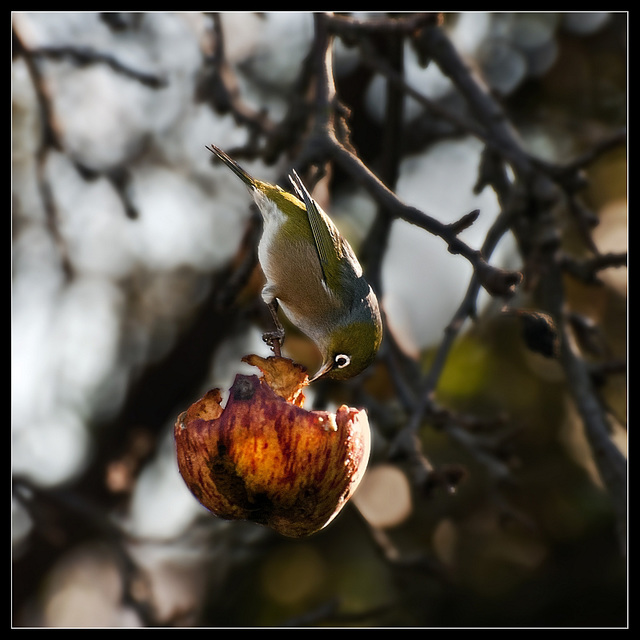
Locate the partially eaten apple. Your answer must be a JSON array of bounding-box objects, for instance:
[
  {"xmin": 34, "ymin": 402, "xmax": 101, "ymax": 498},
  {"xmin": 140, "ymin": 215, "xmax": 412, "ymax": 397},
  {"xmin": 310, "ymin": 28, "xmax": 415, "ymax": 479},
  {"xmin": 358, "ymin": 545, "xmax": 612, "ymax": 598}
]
[{"xmin": 174, "ymin": 355, "xmax": 371, "ymax": 538}]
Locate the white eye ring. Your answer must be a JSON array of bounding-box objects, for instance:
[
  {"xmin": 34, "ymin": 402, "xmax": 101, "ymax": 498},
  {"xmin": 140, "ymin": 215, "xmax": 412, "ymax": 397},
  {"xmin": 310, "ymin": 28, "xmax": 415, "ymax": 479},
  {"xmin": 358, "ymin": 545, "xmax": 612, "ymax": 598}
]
[{"xmin": 334, "ymin": 354, "xmax": 351, "ymax": 369}]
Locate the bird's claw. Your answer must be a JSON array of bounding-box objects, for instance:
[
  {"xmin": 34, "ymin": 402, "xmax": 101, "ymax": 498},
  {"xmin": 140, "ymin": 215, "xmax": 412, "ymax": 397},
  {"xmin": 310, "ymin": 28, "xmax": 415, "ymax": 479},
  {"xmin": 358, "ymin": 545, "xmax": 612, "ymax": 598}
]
[{"xmin": 262, "ymin": 328, "xmax": 285, "ymax": 356}]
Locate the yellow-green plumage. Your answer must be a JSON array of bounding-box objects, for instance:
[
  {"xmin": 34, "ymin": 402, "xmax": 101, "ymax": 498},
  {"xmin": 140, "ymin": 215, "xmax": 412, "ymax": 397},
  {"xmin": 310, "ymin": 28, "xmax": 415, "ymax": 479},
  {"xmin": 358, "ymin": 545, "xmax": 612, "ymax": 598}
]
[{"xmin": 208, "ymin": 144, "xmax": 382, "ymax": 381}]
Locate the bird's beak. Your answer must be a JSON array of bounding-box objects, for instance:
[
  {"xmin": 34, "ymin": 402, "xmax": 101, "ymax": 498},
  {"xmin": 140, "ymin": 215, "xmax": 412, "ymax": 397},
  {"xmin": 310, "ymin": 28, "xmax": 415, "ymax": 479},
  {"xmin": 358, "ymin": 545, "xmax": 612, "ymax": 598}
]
[{"xmin": 308, "ymin": 360, "xmax": 334, "ymax": 383}]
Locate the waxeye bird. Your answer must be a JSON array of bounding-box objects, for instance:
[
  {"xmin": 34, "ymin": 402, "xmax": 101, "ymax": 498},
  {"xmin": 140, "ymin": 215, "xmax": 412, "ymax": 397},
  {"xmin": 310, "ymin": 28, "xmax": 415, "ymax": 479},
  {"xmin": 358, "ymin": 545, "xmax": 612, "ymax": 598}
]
[{"xmin": 207, "ymin": 144, "xmax": 382, "ymax": 381}]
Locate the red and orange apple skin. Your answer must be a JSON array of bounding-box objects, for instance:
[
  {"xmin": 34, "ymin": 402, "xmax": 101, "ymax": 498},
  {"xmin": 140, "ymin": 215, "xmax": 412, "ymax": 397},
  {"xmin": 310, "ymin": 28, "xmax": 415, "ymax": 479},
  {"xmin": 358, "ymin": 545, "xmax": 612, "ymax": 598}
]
[{"xmin": 174, "ymin": 357, "xmax": 371, "ymax": 538}]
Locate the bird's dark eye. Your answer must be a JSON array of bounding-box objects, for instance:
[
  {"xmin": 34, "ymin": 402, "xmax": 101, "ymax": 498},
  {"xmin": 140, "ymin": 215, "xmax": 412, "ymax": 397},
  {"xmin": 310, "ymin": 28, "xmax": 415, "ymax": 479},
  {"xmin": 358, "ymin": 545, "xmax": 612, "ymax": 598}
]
[{"xmin": 334, "ymin": 354, "xmax": 351, "ymax": 369}]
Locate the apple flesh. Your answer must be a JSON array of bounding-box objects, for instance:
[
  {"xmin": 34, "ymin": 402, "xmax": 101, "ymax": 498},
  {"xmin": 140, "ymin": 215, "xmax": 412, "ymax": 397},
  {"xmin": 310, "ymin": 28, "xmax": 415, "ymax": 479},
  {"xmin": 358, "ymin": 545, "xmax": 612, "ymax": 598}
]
[{"xmin": 174, "ymin": 356, "xmax": 371, "ymax": 538}]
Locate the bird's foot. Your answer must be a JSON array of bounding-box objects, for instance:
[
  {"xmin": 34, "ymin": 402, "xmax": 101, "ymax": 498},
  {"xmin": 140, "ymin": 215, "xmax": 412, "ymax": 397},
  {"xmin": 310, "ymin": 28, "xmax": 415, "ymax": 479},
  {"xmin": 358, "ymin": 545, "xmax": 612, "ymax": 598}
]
[{"xmin": 262, "ymin": 328, "xmax": 285, "ymax": 356}]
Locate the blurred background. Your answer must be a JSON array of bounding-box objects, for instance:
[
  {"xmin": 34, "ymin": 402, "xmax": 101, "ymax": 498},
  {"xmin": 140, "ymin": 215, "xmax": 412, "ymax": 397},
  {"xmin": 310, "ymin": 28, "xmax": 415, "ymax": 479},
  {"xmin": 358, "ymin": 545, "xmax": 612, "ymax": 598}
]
[{"xmin": 12, "ymin": 12, "xmax": 626, "ymax": 627}]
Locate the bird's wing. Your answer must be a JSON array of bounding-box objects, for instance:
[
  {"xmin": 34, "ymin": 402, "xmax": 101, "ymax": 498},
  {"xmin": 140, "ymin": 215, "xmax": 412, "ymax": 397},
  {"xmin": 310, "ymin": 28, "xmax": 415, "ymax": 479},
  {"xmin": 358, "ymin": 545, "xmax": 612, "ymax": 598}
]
[{"xmin": 289, "ymin": 170, "xmax": 345, "ymax": 291}]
